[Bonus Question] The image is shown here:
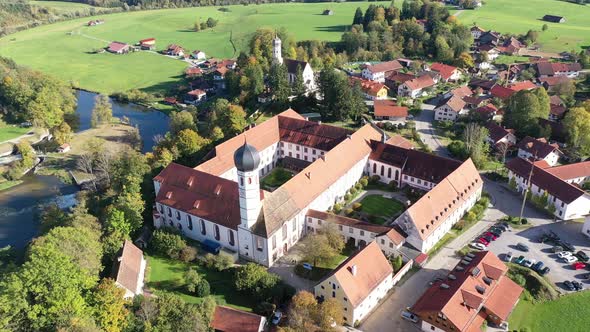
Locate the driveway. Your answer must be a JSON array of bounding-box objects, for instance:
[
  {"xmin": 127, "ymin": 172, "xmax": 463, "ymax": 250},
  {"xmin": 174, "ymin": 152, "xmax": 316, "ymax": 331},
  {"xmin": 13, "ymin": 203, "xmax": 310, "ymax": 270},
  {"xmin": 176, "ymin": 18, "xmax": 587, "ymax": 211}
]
[{"xmin": 413, "ymin": 104, "xmax": 451, "ymax": 158}]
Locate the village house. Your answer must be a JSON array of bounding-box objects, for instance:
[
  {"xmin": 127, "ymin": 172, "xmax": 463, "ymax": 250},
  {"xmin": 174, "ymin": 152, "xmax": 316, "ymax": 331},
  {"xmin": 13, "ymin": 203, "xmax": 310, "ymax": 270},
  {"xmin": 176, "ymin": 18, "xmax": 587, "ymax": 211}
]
[
  {"xmin": 470, "ymin": 26, "xmax": 486, "ymax": 40},
  {"xmin": 191, "ymin": 50, "xmax": 206, "ymax": 60},
  {"xmin": 429, "ymin": 63, "xmax": 461, "ymax": 82},
  {"xmin": 397, "ymin": 75, "xmax": 436, "ymax": 99},
  {"xmin": 477, "ymin": 44, "xmax": 500, "ymax": 61},
  {"xmin": 549, "ymin": 103, "xmax": 567, "ymax": 122},
  {"xmin": 434, "ymin": 95, "xmax": 467, "ymax": 121},
  {"xmin": 385, "ymin": 71, "xmax": 416, "ymax": 91},
  {"xmin": 473, "ymin": 104, "xmax": 502, "ymax": 122},
  {"xmin": 462, "ymin": 95, "xmax": 490, "ymax": 110},
  {"xmin": 517, "ymin": 136, "xmax": 561, "ymax": 166},
  {"xmin": 542, "ymin": 14, "xmax": 566, "ymax": 23},
  {"xmin": 350, "ymin": 77, "xmax": 389, "ymax": 100},
  {"xmin": 498, "ymin": 37, "xmax": 524, "ymax": 55},
  {"xmin": 489, "ymin": 81, "xmax": 536, "ymax": 100},
  {"xmin": 152, "ymin": 109, "xmax": 482, "ymax": 266},
  {"xmin": 107, "ymin": 41, "xmax": 130, "ymax": 54},
  {"xmin": 411, "ymin": 251, "xmax": 523, "ymax": 332},
  {"xmin": 314, "ymin": 242, "xmax": 395, "ymax": 325},
  {"xmin": 112, "ymin": 241, "xmax": 147, "ymax": 299},
  {"xmin": 361, "ymin": 60, "xmax": 403, "ymax": 83},
  {"xmin": 165, "ymin": 44, "xmax": 185, "ymax": 57},
  {"xmin": 138, "ymin": 38, "xmax": 156, "ymax": 50},
  {"xmin": 536, "ymin": 61, "xmax": 582, "ymax": 78},
  {"xmin": 185, "ymin": 67, "xmax": 203, "ymax": 77},
  {"xmin": 478, "ymin": 31, "xmax": 501, "ymax": 46},
  {"xmin": 211, "ymin": 306, "xmax": 266, "ymax": 332},
  {"xmin": 506, "ymin": 158, "xmax": 590, "ymax": 220},
  {"xmin": 185, "ymin": 89, "xmax": 207, "ymax": 104},
  {"xmin": 373, "ymin": 100, "xmax": 409, "ymax": 123},
  {"xmin": 486, "ymin": 122, "xmax": 517, "ymax": 149},
  {"xmin": 273, "ymin": 36, "xmax": 316, "ymax": 92},
  {"xmin": 57, "ymin": 143, "xmax": 71, "ymax": 153},
  {"xmin": 444, "ymin": 85, "xmax": 472, "ymax": 99}
]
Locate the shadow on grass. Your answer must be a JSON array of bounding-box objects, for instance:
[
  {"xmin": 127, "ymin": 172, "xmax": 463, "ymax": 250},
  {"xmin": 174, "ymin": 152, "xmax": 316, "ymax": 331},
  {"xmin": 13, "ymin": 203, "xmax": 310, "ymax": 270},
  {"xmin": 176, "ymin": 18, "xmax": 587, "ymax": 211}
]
[{"xmin": 314, "ymin": 25, "xmax": 348, "ymax": 33}]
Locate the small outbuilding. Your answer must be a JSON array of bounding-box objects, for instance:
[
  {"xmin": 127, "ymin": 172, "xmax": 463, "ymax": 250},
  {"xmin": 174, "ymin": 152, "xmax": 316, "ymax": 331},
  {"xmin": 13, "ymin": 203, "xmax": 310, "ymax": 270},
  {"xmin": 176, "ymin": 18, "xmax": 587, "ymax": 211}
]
[
  {"xmin": 322, "ymin": 9, "xmax": 334, "ymax": 15},
  {"xmin": 107, "ymin": 41, "xmax": 130, "ymax": 54},
  {"xmin": 542, "ymin": 15, "xmax": 565, "ymax": 23},
  {"xmin": 57, "ymin": 143, "xmax": 71, "ymax": 153}
]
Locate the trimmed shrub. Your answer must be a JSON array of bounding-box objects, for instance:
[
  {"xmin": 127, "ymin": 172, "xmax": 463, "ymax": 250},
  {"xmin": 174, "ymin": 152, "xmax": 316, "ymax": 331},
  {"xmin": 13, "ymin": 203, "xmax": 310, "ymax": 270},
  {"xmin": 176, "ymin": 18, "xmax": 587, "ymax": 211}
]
[
  {"xmin": 453, "ymin": 220, "xmax": 466, "ymax": 231},
  {"xmin": 349, "ymin": 187, "xmax": 357, "ymax": 196},
  {"xmin": 203, "ymin": 252, "xmax": 234, "ymax": 271},
  {"xmin": 359, "ymin": 177, "xmax": 369, "ymax": 187},
  {"xmin": 194, "ymin": 278, "xmax": 211, "ymax": 297},
  {"xmin": 345, "ymin": 208, "xmax": 354, "ymax": 216},
  {"xmin": 521, "ymin": 218, "xmax": 528, "ymax": 225},
  {"xmin": 333, "ymin": 203, "xmax": 343, "ymax": 213},
  {"xmin": 344, "ymin": 193, "xmax": 352, "ymax": 201},
  {"xmin": 369, "ymin": 175, "xmax": 380, "ymax": 184},
  {"xmin": 179, "ymin": 246, "xmax": 198, "ymax": 262},
  {"xmin": 352, "ymin": 202, "xmax": 362, "ymax": 211},
  {"xmin": 152, "ymin": 228, "xmax": 187, "ymax": 259}
]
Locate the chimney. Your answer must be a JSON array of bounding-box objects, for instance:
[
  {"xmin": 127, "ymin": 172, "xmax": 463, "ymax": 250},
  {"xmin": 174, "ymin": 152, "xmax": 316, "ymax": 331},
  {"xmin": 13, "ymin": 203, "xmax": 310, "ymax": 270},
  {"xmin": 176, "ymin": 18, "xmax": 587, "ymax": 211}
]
[
  {"xmin": 350, "ymin": 265, "xmax": 358, "ymax": 276},
  {"xmin": 187, "ymin": 176, "xmax": 194, "ymax": 187},
  {"xmin": 305, "ymin": 172, "xmax": 311, "ymax": 180},
  {"xmin": 347, "ymin": 134, "xmax": 352, "ymax": 140},
  {"xmin": 320, "ymin": 155, "xmax": 326, "ymax": 161}
]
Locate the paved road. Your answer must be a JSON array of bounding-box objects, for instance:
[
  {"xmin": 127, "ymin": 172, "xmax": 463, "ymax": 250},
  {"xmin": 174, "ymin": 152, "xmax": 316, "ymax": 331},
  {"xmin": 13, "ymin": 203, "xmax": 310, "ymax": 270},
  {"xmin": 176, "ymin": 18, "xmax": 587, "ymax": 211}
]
[
  {"xmin": 413, "ymin": 105, "xmax": 451, "ymax": 158},
  {"xmin": 359, "ymin": 179, "xmax": 554, "ymax": 331}
]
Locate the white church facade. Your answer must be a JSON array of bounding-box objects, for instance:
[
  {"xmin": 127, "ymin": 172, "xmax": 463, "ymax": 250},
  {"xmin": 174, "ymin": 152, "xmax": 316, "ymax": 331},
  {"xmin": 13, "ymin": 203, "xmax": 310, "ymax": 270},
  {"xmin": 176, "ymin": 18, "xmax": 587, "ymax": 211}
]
[
  {"xmin": 153, "ymin": 110, "xmax": 483, "ymax": 266},
  {"xmin": 272, "ymin": 36, "xmax": 316, "ymax": 92}
]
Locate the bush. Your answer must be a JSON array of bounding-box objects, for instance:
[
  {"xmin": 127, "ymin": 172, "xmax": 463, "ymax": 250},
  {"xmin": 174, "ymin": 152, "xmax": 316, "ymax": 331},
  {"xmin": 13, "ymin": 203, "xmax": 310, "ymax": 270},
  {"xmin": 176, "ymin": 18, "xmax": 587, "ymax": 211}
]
[
  {"xmin": 448, "ymin": 140, "xmax": 468, "ymax": 159},
  {"xmin": 344, "ymin": 193, "xmax": 352, "ymax": 201},
  {"xmin": 359, "ymin": 177, "xmax": 369, "ymax": 187},
  {"xmin": 203, "ymin": 252, "xmax": 234, "ymax": 271},
  {"xmin": 388, "ymin": 180, "xmax": 398, "ymax": 190},
  {"xmin": 254, "ymin": 302, "xmax": 276, "ymax": 316},
  {"xmin": 152, "ymin": 228, "xmax": 187, "ymax": 259},
  {"xmin": 333, "ymin": 203, "xmax": 343, "ymax": 213},
  {"xmin": 512, "ymin": 273, "xmax": 526, "ymax": 286},
  {"xmin": 194, "ymin": 278, "xmax": 211, "ymax": 297},
  {"xmin": 349, "ymin": 187, "xmax": 357, "ymax": 196},
  {"xmin": 352, "ymin": 202, "xmax": 362, "ymax": 211},
  {"xmin": 355, "ymin": 182, "xmax": 362, "ymax": 190},
  {"xmin": 179, "ymin": 246, "xmax": 198, "ymax": 262},
  {"xmin": 453, "ymin": 220, "xmax": 466, "ymax": 231},
  {"xmin": 369, "ymin": 175, "xmax": 380, "ymax": 184},
  {"xmin": 345, "ymin": 208, "xmax": 354, "ymax": 216},
  {"xmin": 521, "ymin": 218, "xmax": 528, "ymax": 225}
]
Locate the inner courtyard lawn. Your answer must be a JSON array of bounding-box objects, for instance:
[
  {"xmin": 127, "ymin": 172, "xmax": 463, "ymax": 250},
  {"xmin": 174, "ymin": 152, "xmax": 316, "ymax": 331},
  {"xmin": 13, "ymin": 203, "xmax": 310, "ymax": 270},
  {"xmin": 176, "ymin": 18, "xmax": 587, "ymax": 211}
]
[
  {"xmin": 0, "ymin": 2, "xmax": 389, "ymax": 94},
  {"xmin": 359, "ymin": 194, "xmax": 405, "ymax": 222},
  {"xmin": 147, "ymin": 255, "xmax": 255, "ymax": 311},
  {"xmin": 452, "ymin": 0, "xmax": 590, "ymax": 52},
  {"xmin": 260, "ymin": 167, "xmax": 293, "ymax": 189},
  {"xmin": 509, "ymin": 291, "xmax": 590, "ymax": 331}
]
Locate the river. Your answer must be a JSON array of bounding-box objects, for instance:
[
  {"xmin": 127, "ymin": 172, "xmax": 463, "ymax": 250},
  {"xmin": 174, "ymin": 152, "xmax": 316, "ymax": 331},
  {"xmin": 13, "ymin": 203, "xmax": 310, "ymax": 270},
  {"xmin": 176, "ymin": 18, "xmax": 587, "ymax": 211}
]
[{"xmin": 0, "ymin": 91, "xmax": 169, "ymax": 249}]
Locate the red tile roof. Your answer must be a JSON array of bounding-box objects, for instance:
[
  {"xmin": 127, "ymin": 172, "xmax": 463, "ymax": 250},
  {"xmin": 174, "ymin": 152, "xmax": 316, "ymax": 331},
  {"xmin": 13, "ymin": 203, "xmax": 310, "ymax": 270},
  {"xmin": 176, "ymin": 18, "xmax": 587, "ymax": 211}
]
[
  {"xmin": 386, "ymin": 134, "xmax": 414, "ymax": 150},
  {"xmin": 474, "ymin": 104, "xmax": 498, "ymax": 117},
  {"xmin": 510, "ymin": 80, "xmax": 537, "ymax": 91},
  {"xmin": 403, "ymin": 75, "xmax": 435, "ymax": 91},
  {"xmin": 386, "ymin": 71, "xmax": 416, "ymax": 84},
  {"xmin": 540, "ymin": 76, "xmax": 571, "ymax": 87},
  {"xmin": 545, "ymin": 161, "xmax": 590, "ymax": 181},
  {"xmin": 430, "ymin": 63, "xmax": 459, "ymax": 80},
  {"xmin": 437, "ymin": 95, "xmax": 466, "ymax": 113},
  {"xmin": 108, "ymin": 41, "xmax": 129, "ymax": 53},
  {"xmin": 321, "ymin": 242, "xmax": 393, "ymax": 307},
  {"xmin": 350, "ymin": 77, "xmax": 388, "ymax": 96},
  {"xmin": 185, "ymin": 67, "xmax": 203, "ymax": 76},
  {"xmin": 517, "ymin": 136, "xmax": 559, "ymax": 158},
  {"xmin": 278, "ymin": 116, "xmax": 353, "ymax": 151},
  {"xmin": 139, "ymin": 38, "xmax": 155, "ymax": 43},
  {"xmin": 187, "ymin": 89, "xmax": 206, "ymax": 96},
  {"xmin": 363, "ymin": 60, "xmax": 403, "ymax": 74},
  {"xmin": 487, "ymin": 122, "xmax": 514, "ymax": 144},
  {"xmin": 374, "ymin": 100, "xmax": 409, "ymax": 118},
  {"xmin": 450, "ymin": 85, "xmax": 472, "ymax": 99},
  {"xmin": 550, "ymin": 104, "xmax": 567, "ymax": 118},
  {"xmin": 211, "ymin": 306, "xmax": 264, "ymax": 332},
  {"xmin": 113, "ymin": 240, "xmax": 144, "ymax": 294},
  {"xmin": 490, "ymin": 85, "xmax": 515, "ymax": 100},
  {"xmin": 537, "ymin": 62, "xmax": 582, "ymax": 76}
]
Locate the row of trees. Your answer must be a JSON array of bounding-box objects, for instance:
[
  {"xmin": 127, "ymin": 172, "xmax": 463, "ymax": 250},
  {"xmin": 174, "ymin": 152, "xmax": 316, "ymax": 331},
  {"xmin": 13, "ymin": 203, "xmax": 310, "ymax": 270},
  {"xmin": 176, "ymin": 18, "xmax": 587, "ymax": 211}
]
[{"xmin": 194, "ymin": 17, "xmax": 218, "ymax": 31}]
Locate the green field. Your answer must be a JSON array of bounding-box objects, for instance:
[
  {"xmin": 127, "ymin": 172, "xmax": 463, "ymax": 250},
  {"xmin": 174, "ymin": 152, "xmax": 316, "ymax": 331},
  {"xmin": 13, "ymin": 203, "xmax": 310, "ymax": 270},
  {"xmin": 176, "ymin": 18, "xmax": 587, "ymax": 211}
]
[
  {"xmin": 0, "ymin": 126, "xmax": 29, "ymax": 142},
  {"xmin": 29, "ymin": 1, "xmax": 98, "ymax": 12},
  {"xmin": 454, "ymin": 0, "xmax": 590, "ymax": 52},
  {"xmin": 0, "ymin": 2, "xmax": 389, "ymax": 94},
  {"xmin": 509, "ymin": 292, "xmax": 590, "ymax": 331}
]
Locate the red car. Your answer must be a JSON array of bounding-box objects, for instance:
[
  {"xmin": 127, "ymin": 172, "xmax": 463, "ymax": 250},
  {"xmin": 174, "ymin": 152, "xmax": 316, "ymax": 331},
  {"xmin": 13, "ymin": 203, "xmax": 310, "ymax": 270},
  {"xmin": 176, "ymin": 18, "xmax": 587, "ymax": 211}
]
[
  {"xmin": 484, "ymin": 232, "xmax": 498, "ymax": 240},
  {"xmin": 573, "ymin": 262, "xmax": 586, "ymax": 270},
  {"xmin": 477, "ymin": 237, "xmax": 489, "ymax": 246}
]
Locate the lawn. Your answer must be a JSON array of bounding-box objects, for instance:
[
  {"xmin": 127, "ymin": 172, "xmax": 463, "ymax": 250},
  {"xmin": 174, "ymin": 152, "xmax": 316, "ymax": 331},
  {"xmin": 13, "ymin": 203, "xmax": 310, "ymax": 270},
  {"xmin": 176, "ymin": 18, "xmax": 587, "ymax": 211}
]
[
  {"xmin": 509, "ymin": 291, "xmax": 590, "ymax": 331},
  {"xmin": 0, "ymin": 126, "xmax": 29, "ymax": 143},
  {"xmin": 147, "ymin": 255, "xmax": 255, "ymax": 311},
  {"xmin": 0, "ymin": 2, "xmax": 390, "ymax": 94},
  {"xmin": 493, "ymin": 54, "xmax": 531, "ymax": 65},
  {"xmin": 260, "ymin": 167, "xmax": 293, "ymax": 189},
  {"xmin": 453, "ymin": 0, "xmax": 590, "ymax": 52},
  {"xmin": 360, "ymin": 194, "xmax": 405, "ymax": 219},
  {"xmin": 29, "ymin": 1, "xmax": 101, "ymax": 13}
]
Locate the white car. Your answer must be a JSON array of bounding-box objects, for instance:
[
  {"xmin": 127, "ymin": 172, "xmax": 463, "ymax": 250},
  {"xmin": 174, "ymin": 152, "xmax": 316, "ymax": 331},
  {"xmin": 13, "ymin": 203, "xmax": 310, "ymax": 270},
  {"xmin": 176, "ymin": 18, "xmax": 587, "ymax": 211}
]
[
  {"xmin": 470, "ymin": 242, "xmax": 487, "ymax": 251},
  {"xmin": 563, "ymin": 255, "xmax": 578, "ymax": 264},
  {"xmin": 523, "ymin": 259, "xmax": 536, "ymax": 268},
  {"xmin": 271, "ymin": 311, "xmax": 282, "ymax": 325},
  {"xmin": 557, "ymin": 251, "xmax": 573, "ymax": 259}
]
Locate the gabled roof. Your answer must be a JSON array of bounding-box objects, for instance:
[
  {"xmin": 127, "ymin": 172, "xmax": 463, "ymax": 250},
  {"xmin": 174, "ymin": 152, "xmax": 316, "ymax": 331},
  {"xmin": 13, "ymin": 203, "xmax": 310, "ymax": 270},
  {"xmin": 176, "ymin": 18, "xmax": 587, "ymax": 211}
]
[
  {"xmin": 450, "ymin": 85, "xmax": 473, "ymax": 99},
  {"xmin": 545, "ymin": 161, "xmax": 590, "ymax": 182},
  {"xmin": 487, "ymin": 122, "xmax": 514, "ymax": 144},
  {"xmin": 284, "ymin": 58, "xmax": 310, "ymax": 74},
  {"xmin": 374, "ymin": 100, "xmax": 408, "ymax": 118},
  {"xmin": 537, "ymin": 62, "xmax": 582, "ymax": 76},
  {"xmin": 187, "ymin": 89, "xmax": 206, "ymax": 96},
  {"xmin": 350, "ymin": 77, "xmax": 388, "ymax": 96},
  {"xmin": 550, "ymin": 104, "xmax": 567, "ymax": 118},
  {"xmin": 430, "ymin": 63, "xmax": 459, "ymax": 80},
  {"xmin": 386, "ymin": 71, "xmax": 416, "ymax": 84},
  {"xmin": 411, "ymin": 251, "xmax": 522, "ymax": 332},
  {"xmin": 113, "ymin": 240, "xmax": 144, "ymax": 294},
  {"xmin": 320, "ymin": 242, "xmax": 393, "ymax": 308},
  {"xmin": 402, "ymin": 75, "xmax": 435, "ymax": 91},
  {"xmin": 540, "ymin": 76, "xmax": 571, "ymax": 87},
  {"xmin": 211, "ymin": 306, "xmax": 265, "ymax": 332},
  {"xmin": 506, "ymin": 158, "xmax": 585, "ymax": 204},
  {"xmin": 517, "ymin": 136, "xmax": 559, "ymax": 158},
  {"xmin": 474, "ymin": 104, "xmax": 498, "ymax": 117},
  {"xmin": 386, "ymin": 134, "xmax": 414, "ymax": 150},
  {"xmin": 363, "ymin": 60, "xmax": 403, "ymax": 74},
  {"xmin": 469, "ymin": 79, "xmax": 496, "ymax": 91},
  {"xmin": 436, "ymin": 95, "xmax": 466, "ymax": 113},
  {"xmin": 108, "ymin": 41, "xmax": 129, "ymax": 52}
]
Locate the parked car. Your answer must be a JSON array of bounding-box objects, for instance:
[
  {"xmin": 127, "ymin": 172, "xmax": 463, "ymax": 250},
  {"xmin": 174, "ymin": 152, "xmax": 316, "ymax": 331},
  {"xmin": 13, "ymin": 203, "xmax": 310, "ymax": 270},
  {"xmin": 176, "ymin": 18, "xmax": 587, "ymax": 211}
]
[
  {"xmin": 484, "ymin": 232, "xmax": 498, "ymax": 240},
  {"xmin": 514, "ymin": 255, "xmax": 525, "ymax": 264},
  {"xmin": 505, "ymin": 251, "xmax": 513, "ymax": 262},
  {"xmin": 572, "ymin": 280, "xmax": 584, "ymax": 291},
  {"xmin": 487, "ymin": 229, "xmax": 502, "ymax": 237},
  {"xmin": 572, "ymin": 262, "xmax": 586, "ymax": 270},
  {"xmin": 564, "ymin": 280, "xmax": 575, "ymax": 291},
  {"xmin": 559, "ymin": 241, "xmax": 575, "ymax": 252},
  {"xmin": 539, "ymin": 267, "xmax": 550, "ymax": 276},
  {"xmin": 401, "ymin": 310, "xmax": 419, "ymax": 323},
  {"xmin": 576, "ymin": 251, "xmax": 589, "ymax": 262},
  {"xmin": 499, "ymin": 222, "xmax": 511, "ymax": 230},
  {"xmin": 470, "ymin": 242, "xmax": 487, "ymax": 251},
  {"xmin": 557, "ymin": 251, "xmax": 573, "ymax": 259},
  {"xmin": 551, "ymin": 246, "xmax": 563, "ymax": 253},
  {"xmin": 564, "ymin": 255, "xmax": 578, "ymax": 264},
  {"xmin": 523, "ymin": 259, "xmax": 536, "ymax": 268},
  {"xmin": 483, "ymin": 235, "xmax": 494, "ymax": 242},
  {"xmin": 478, "ymin": 238, "xmax": 489, "ymax": 246},
  {"xmin": 517, "ymin": 243, "xmax": 529, "ymax": 252},
  {"xmin": 271, "ymin": 311, "xmax": 283, "ymax": 325},
  {"xmin": 490, "ymin": 226, "xmax": 504, "ymax": 234},
  {"xmin": 532, "ymin": 261, "xmax": 544, "ymax": 272}
]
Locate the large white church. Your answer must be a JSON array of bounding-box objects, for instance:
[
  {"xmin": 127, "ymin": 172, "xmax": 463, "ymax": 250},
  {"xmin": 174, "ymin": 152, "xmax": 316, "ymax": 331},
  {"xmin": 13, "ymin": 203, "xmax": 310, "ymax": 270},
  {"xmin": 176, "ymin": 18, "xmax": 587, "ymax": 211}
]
[
  {"xmin": 153, "ymin": 110, "xmax": 483, "ymax": 266},
  {"xmin": 272, "ymin": 36, "xmax": 316, "ymax": 92}
]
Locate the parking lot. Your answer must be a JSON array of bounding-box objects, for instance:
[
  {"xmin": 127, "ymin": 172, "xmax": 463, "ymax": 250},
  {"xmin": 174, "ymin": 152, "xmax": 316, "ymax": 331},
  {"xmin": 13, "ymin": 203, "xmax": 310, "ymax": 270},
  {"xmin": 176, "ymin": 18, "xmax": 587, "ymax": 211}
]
[{"xmin": 472, "ymin": 221, "xmax": 590, "ymax": 292}]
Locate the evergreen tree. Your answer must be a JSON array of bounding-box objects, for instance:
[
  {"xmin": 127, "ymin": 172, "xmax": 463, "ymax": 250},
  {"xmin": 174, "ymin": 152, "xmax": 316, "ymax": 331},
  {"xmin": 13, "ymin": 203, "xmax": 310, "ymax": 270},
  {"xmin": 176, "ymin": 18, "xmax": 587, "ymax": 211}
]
[
  {"xmin": 91, "ymin": 94, "xmax": 112, "ymax": 127},
  {"xmin": 269, "ymin": 62, "xmax": 290, "ymax": 105},
  {"xmin": 352, "ymin": 7, "xmax": 364, "ymax": 25},
  {"xmin": 293, "ymin": 64, "xmax": 306, "ymax": 96}
]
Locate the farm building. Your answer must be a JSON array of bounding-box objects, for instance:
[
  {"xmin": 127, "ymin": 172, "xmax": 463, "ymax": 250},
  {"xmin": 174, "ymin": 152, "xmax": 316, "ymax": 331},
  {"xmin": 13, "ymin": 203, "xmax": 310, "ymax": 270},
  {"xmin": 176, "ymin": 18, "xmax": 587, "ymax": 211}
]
[
  {"xmin": 373, "ymin": 100, "xmax": 408, "ymax": 123},
  {"xmin": 139, "ymin": 38, "xmax": 156, "ymax": 50},
  {"xmin": 322, "ymin": 9, "xmax": 334, "ymax": 15},
  {"xmin": 191, "ymin": 50, "xmax": 206, "ymax": 60},
  {"xmin": 542, "ymin": 15, "xmax": 566, "ymax": 23},
  {"xmin": 87, "ymin": 19, "xmax": 104, "ymax": 26},
  {"xmin": 165, "ymin": 44, "xmax": 185, "ymax": 57},
  {"xmin": 107, "ymin": 41, "xmax": 130, "ymax": 54}
]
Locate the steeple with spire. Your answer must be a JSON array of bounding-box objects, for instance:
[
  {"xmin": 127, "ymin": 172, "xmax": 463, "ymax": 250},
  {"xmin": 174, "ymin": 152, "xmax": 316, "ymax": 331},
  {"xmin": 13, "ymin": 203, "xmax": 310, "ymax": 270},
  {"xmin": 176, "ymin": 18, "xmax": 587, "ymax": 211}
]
[{"xmin": 272, "ymin": 33, "xmax": 283, "ymax": 64}]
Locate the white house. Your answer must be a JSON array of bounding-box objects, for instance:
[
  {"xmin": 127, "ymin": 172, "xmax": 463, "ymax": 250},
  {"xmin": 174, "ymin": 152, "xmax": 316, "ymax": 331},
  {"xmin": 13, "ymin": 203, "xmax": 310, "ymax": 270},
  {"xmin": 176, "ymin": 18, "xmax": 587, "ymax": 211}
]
[
  {"xmin": 506, "ymin": 158, "xmax": 590, "ymax": 220},
  {"xmin": 314, "ymin": 242, "xmax": 394, "ymax": 325},
  {"xmin": 273, "ymin": 36, "xmax": 316, "ymax": 91},
  {"xmin": 361, "ymin": 60, "xmax": 403, "ymax": 83},
  {"xmin": 486, "ymin": 123, "xmax": 517, "ymax": 148},
  {"xmin": 434, "ymin": 95, "xmax": 467, "ymax": 121},
  {"xmin": 397, "ymin": 75, "xmax": 435, "ymax": 99},
  {"xmin": 429, "ymin": 63, "xmax": 462, "ymax": 82},
  {"xmin": 517, "ymin": 136, "xmax": 561, "ymax": 166},
  {"xmin": 470, "ymin": 26, "xmax": 486, "ymax": 40},
  {"xmin": 191, "ymin": 50, "xmax": 206, "ymax": 60},
  {"xmin": 113, "ymin": 241, "xmax": 147, "ymax": 299},
  {"xmin": 537, "ymin": 62, "xmax": 582, "ymax": 78}
]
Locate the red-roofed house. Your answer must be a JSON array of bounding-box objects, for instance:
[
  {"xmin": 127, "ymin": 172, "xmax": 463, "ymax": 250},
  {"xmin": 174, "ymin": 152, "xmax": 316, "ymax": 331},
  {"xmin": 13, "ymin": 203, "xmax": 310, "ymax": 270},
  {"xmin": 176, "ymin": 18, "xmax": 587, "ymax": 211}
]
[
  {"xmin": 361, "ymin": 60, "xmax": 403, "ymax": 82},
  {"xmin": 107, "ymin": 41, "xmax": 130, "ymax": 54},
  {"xmin": 139, "ymin": 38, "xmax": 156, "ymax": 50},
  {"xmin": 398, "ymin": 75, "xmax": 436, "ymax": 99},
  {"xmin": 517, "ymin": 136, "xmax": 561, "ymax": 166},
  {"xmin": 314, "ymin": 242, "xmax": 395, "ymax": 325},
  {"xmin": 411, "ymin": 251, "xmax": 523, "ymax": 332},
  {"xmin": 185, "ymin": 67, "xmax": 203, "ymax": 77},
  {"xmin": 373, "ymin": 100, "xmax": 409, "ymax": 123},
  {"xmin": 549, "ymin": 104, "xmax": 567, "ymax": 122},
  {"xmin": 112, "ymin": 241, "xmax": 147, "ymax": 299},
  {"xmin": 537, "ymin": 62, "xmax": 582, "ymax": 78},
  {"xmin": 430, "ymin": 63, "xmax": 462, "ymax": 82},
  {"xmin": 350, "ymin": 77, "xmax": 389, "ymax": 100},
  {"xmin": 185, "ymin": 89, "xmax": 207, "ymax": 104},
  {"xmin": 165, "ymin": 44, "xmax": 185, "ymax": 57},
  {"xmin": 434, "ymin": 95, "xmax": 467, "ymax": 121},
  {"xmin": 486, "ymin": 123, "xmax": 517, "ymax": 148},
  {"xmin": 211, "ymin": 306, "xmax": 266, "ymax": 332},
  {"xmin": 474, "ymin": 104, "xmax": 502, "ymax": 121}
]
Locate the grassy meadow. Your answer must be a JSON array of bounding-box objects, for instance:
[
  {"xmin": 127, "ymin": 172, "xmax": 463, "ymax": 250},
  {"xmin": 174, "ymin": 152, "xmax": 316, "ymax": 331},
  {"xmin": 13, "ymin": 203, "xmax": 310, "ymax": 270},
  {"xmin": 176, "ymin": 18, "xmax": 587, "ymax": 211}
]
[
  {"xmin": 29, "ymin": 1, "xmax": 99, "ymax": 13},
  {"xmin": 0, "ymin": 2, "xmax": 389, "ymax": 94},
  {"xmin": 509, "ymin": 292, "xmax": 590, "ymax": 331},
  {"xmin": 453, "ymin": 0, "xmax": 590, "ymax": 52}
]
